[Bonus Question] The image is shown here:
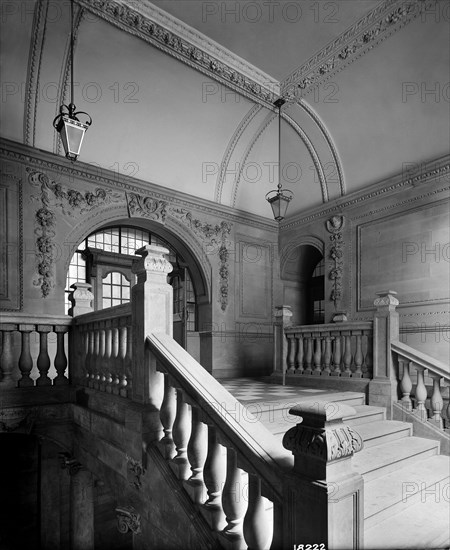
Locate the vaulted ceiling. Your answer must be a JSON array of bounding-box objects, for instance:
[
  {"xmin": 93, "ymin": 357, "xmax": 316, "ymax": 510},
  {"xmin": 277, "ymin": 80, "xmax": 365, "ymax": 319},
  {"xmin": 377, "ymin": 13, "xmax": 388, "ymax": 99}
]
[{"xmin": 1, "ymin": 0, "xmax": 449, "ymax": 219}]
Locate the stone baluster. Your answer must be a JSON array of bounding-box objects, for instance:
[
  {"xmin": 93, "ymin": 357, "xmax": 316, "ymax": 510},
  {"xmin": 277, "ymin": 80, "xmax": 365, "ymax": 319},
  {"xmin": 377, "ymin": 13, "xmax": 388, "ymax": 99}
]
[
  {"xmin": 286, "ymin": 334, "xmax": 296, "ymax": 373},
  {"xmin": 18, "ymin": 324, "xmax": 34, "ymax": 387},
  {"xmin": 313, "ymin": 336, "xmax": 322, "ymax": 375},
  {"xmin": 322, "ymin": 335, "xmax": 332, "ymax": 375},
  {"xmin": 364, "ymin": 331, "xmax": 373, "ymax": 378},
  {"xmin": 429, "ymin": 373, "xmax": 444, "ymax": 429},
  {"xmin": 399, "ymin": 358, "xmax": 412, "ymax": 410},
  {"xmin": 92, "ymin": 326, "xmax": 100, "ymax": 388},
  {"xmin": 54, "ymin": 326, "xmax": 69, "ymax": 385},
  {"xmin": 186, "ymin": 406, "xmax": 208, "ymax": 503},
  {"xmin": 36, "ymin": 325, "xmax": 52, "ymax": 386},
  {"xmin": 203, "ymin": 426, "xmax": 227, "ymax": 531},
  {"xmin": 342, "ymin": 333, "xmax": 353, "ymax": 377},
  {"xmin": 0, "ymin": 325, "xmax": 17, "ymax": 388},
  {"xmin": 111, "ymin": 324, "xmax": 120, "ymax": 395},
  {"xmin": 304, "ymin": 335, "xmax": 313, "ymax": 375},
  {"xmin": 353, "ymin": 333, "xmax": 363, "ymax": 378},
  {"xmin": 221, "ymin": 447, "xmax": 246, "ymax": 542},
  {"xmin": 159, "ymin": 375, "xmax": 177, "ymax": 459},
  {"xmin": 98, "ymin": 326, "xmax": 106, "ymax": 391},
  {"xmin": 331, "ymin": 333, "xmax": 342, "ymax": 376},
  {"xmin": 104, "ymin": 322, "xmax": 113, "ymax": 393},
  {"xmin": 272, "ymin": 305, "xmax": 293, "ymax": 380},
  {"xmin": 121, "ymin": 323, "xmax": 132, "ymax": 397},
  {"xmin": 413, "ymin": 364, "xmax": 428, "ymax": 421},
  {"xmin": 296, "ymin": 335, "xmax": 304, "ymax": 374},
  {"xmin": 243, "ymin": 473, "xmax": 271, "ymax": 550},
  {"xmin": 117, "ymin": 323, "xmax": 127, "ymax": 396},
  {"xmin": 171, "ymin": 390, "xmax": 192, "ymax": 480},
  {"xmin": 86, "ymin": 326, "xmax": 95, "ymax": 386}
]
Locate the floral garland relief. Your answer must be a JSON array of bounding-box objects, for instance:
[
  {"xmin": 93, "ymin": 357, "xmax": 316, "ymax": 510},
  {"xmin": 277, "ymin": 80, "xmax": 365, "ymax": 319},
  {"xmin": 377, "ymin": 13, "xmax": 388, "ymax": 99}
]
[
  {"xmin": 171, "ymin": 208, "xmax": 232, "ymax": 311},
  {"xmin": 326, "ymin": 215, "xmax": 345, "ymax": 309},
  {"xmin": 28, "ymin": 168, "xmax": 123, "ymax": 297}
]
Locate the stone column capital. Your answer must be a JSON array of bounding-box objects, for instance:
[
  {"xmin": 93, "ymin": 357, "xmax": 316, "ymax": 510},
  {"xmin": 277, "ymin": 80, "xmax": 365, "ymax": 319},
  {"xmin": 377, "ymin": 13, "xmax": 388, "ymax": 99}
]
[
  {"xmin": 132, "ymin": 245, "xmax": 173, "ymax": 281},
  {"xmin": 374, "ymin": 290, "xmax": 399, "ymax": 311}
]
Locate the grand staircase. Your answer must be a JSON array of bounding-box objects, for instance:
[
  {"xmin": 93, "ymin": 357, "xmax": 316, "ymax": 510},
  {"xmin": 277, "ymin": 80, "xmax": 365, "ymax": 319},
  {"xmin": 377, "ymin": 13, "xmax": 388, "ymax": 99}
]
[{"xmin": 223, "ymin": 379, "xmax": 450, "ymax": 550}]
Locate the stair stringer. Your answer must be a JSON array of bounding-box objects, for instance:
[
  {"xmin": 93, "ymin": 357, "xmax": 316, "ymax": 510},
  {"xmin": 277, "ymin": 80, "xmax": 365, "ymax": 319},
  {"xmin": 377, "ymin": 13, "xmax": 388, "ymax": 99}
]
[{"xmin": 393, "ymin": 401, "xmax": 450, "ymax": 456}]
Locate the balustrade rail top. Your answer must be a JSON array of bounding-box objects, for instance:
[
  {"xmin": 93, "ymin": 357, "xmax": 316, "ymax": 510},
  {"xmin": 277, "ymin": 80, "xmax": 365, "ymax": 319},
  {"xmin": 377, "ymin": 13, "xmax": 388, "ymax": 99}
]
[
  {"xmin": 147, "ymin": 332, "xmax": 293, "ymax": 495},
  {"xmin": 392, "ymin": 341, "xmax": 449, "ymax": 379},
  {"xmin": 286, "ymin": 321, "xmax": 373, "ymax": 333},
  {"xmin": 0, "ymin": 313, "xmax": 72, "ymax": 325},
  {"xmin": 72, "ymin": 303, "xmax": 132, "ymax": 324}
]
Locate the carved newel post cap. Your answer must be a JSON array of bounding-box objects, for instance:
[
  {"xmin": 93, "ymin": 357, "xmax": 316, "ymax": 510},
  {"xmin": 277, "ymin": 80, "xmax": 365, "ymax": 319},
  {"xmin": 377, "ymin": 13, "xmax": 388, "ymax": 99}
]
[
  {"xmin": 283, "ymin": 400, "xmax": 363, "ymax": 478},
  {"xmin": 331, "ymin": 311, "xmax": 348, "ymax": 323},
  {"xmin": 274, "ymin": 305, "xmax": 293, "ymax": 318},
  {"xmin": 69, "ymin": 282, "xmax": 94, "ymax": 317},
  {"xmin": 374, "ymin": 290, "xmax": 399, "ymax": 310},
  {"xmin": 132, "ymin": 245, "xmax": 173, "ymax": 279}
]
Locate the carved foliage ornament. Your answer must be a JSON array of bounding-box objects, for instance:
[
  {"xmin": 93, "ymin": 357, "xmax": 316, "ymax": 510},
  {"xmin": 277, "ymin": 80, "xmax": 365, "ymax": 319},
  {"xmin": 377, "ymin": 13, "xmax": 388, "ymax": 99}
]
[
  {"xmin": 126, "ymin": 192, "xmax": 167, "ymax": 222},
  {"xmin": 326, "ymin": 215, "xmax": 345, "ymax": 308},
  {"xmin": 126, "ymin": 454, "xmax": 145, "ymax": 490},
  {"xmin": 283, "ymin": 424, "xmax": 363, "ymax": 462},
  {"xmin": 116, "ymin": 506, "xmax": 141, "ymax": 535},
  {"xmin": 27, "ymin": 168, "xmax": 123, "ymax": 297}
]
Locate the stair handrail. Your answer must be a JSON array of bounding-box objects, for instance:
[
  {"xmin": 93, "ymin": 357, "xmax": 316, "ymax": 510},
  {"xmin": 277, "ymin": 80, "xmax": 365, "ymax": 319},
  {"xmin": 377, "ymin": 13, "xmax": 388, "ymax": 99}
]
[
  {"xmin": 147, "ymin": 331, "xmax": 293, "ymax": 501},
  {"xmin": 391, "ymin": 340, "xmax": 449, "ymax": 380}
]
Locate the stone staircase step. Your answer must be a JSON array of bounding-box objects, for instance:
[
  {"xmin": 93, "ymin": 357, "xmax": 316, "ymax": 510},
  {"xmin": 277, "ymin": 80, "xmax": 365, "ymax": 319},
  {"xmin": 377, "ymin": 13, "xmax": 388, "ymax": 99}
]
[
  {"xmin": 354, "ymin": 420, "xmax": 412, "ymax": 448},
  {"xmin": 364, "ymin": 496, "xmax": 450, "ymax": 549},
  {"xmin": 353, "ymin": 437, "xmax": 440, "ymax": 482},
  {"xmin": 364, "ymin": 454, "xmax": 450, "ymax": 529},
  {"xmin": 344, "ymin": 404, "xmax": 386, "ymax": 426}
]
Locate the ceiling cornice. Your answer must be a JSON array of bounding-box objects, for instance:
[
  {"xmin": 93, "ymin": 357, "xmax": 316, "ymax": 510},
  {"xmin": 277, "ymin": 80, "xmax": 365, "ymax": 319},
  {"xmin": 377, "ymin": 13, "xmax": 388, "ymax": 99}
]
[
  {"xmin": 75, "ymin": 0, "xmax": 279, "ymax": 107},
  {"xmin": 280, "ymin": 154, "xmax": 450, "ymax": 230},
  {"xmin": 281, "ymin": 0, "xmax": 437, "ymax": 98}
]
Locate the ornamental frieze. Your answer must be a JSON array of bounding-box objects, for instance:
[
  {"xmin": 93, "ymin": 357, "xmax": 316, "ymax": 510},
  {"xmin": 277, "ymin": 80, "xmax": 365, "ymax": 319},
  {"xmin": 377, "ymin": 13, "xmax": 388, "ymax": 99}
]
[{"xmin": 126, "ymin": 192, "xmax": 167, "ymax": 222}]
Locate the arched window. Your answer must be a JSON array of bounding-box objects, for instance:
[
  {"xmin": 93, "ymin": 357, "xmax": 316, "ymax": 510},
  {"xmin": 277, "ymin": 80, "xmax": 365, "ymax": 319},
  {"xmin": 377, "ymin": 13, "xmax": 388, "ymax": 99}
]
[
  {"xmin": 65, "ymin": 226, "xmax": 197, "ymax": 333},
  {"xmin": 311, "ymin": 258, "xmax": 325, "ymax": 324}
]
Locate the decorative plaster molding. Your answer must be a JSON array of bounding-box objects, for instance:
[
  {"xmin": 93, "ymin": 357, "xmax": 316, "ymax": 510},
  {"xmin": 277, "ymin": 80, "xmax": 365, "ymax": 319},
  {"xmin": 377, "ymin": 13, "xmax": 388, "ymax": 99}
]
[
  {"xmin": 27, "ymin": 167, "xmax": 124, "ymax": 296},
  {"xmin": 296, "ymin": 100, "xmax": 345, "ymax": 196},
  {"xmin": 215, "ymin": 104, "xmax": 262, "ymax": 203},
  {"xmin": 326, "ymin": 216, "xmax": 345, "ymax": 308},
  {"xmin": 281, "ymin": 0, "xmax": 436, "ymax": 98},
  {"xmin": 77, "ymin": 0, "xmax": 277, "ymax": 107},
  {"xmin": 1, "ymin": 140, "xmax": 277, "ymax": 232},
  {"xmin": 126, "ymin": 192, "xmax": 167, "ymax": 222},
  {"xmin": 59, "ymin": 452, "xmax": 83, "ymax": 476},
  {"xmin": 171, "ymin": 208, "xmax": 232, "ymax": 311},
  {"xmin": 24, "ymin": 0, "xmax": 48, "ymax": 146},
  {"xmin": 281, "ymin": 158, "xmax": 450, "ymax": 230},
  {"xmin": 116, "ymin": 506, "xmax": 141, "ymax": 535},
  {"xmin": 0, "ymin": 407, "xmax": 36, "ymax": 434},
  {"xmin": 126, "ymin": 454, "xmax": 145, "ymax": 490}
]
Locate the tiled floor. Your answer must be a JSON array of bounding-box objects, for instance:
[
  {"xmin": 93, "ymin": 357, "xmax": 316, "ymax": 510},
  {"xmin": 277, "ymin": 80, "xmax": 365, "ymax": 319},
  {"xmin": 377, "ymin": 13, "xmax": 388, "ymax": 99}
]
[{"xmin": 220, "ymin": 377, "xmax": 331, "ymax": 403}]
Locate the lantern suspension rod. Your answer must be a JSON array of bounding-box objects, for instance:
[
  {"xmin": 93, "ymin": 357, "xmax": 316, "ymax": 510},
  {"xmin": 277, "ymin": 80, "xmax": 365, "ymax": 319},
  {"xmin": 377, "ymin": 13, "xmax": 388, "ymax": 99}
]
[{"xmin": 70, "ymin": 0, "xmax": 74, "ymax": 108}]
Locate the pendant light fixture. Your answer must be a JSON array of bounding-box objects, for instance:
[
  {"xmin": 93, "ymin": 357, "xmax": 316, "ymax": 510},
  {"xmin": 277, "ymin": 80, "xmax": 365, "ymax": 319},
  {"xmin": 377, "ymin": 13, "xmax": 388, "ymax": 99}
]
[
  {"xmin": 265, "ymin": 98, "xmax": 293, "ymax": 222},
  {"xmin": 53, "ymin": 0, "xmax": 92, "ymax": 161}
]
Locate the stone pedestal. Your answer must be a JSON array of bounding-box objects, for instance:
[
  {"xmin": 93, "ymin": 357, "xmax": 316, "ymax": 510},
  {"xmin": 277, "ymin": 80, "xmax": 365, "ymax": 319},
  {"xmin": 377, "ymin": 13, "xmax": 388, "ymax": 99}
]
[
  {"xmin": 69, "ymin": 282, "xmax": 94, "ymax": 317},
  {"xmin": 282, "ymin": 400, "xmax": 364, "ymax": 549},
  {"xmin": 131, "ymin": 245, "xmax": 173, "ymax": 407},
  {"xmin": 369, "ymin": 290, "xmax": 400, "ymax": 419},
  {"xmin": 272, "ymin": 305, "xmax": 293, "ymax": 383},
  {"xmin": 70, "ymin": 468, "xmax": 94, "ymax": 550}
]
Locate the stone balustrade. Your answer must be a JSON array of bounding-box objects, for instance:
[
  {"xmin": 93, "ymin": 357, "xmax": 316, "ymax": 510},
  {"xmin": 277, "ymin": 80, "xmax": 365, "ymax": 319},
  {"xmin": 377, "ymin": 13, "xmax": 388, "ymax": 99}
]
[
  {"xmin": 284, "ymin": 321, "xmax": 373, "ymax": 378},
  {"xmin": 71, "ymin": 302, "xmax": 133, "ymax": 398},
  {"xmin": 393, "ymin": 340, "xmax": 450, "ymax": 432},
  {"xmin": 0, "ymin": 314, "xmax": 71, "ymax": 388}
]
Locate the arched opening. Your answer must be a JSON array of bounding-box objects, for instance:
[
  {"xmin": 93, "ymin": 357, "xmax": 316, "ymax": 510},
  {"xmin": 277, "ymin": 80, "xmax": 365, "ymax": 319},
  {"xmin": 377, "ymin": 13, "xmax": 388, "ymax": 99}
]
[
  {"xmin": 281, "ymin": 242, "xmax": 324, "ymax": 325},
  {"xmin": 65, "ymin": 221, "xmax": 210, "ymax": 354}
]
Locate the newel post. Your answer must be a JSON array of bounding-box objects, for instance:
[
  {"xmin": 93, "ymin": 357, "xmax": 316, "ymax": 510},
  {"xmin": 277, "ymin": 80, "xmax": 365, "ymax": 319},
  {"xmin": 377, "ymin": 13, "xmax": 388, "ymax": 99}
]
[
  {"xmin": 368, "ymin": 290, "xmax": 400, "ymax": 418},
  {"xmin": 272, "ymin": 305, "xmax": 293, "ymax": 383},
  {"xmin": 131, "ymin": 245, "xmax": 173, "ymax": 406},
  {"xmin": 282, "ymin": 402, "xmax": 364, "ymax": 550},
  {"xmin": 69, "ymin": 282, "xmax": 94, "ymax": 317}
]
